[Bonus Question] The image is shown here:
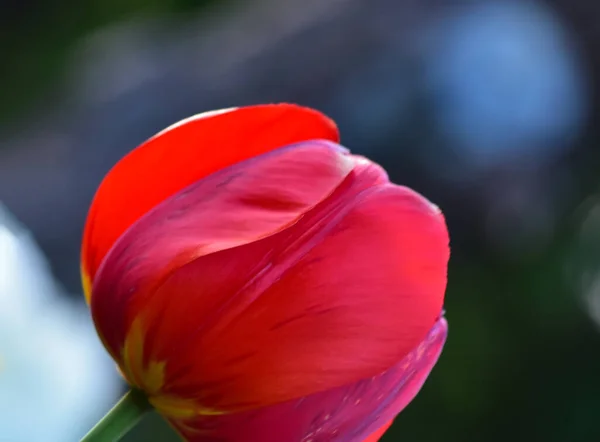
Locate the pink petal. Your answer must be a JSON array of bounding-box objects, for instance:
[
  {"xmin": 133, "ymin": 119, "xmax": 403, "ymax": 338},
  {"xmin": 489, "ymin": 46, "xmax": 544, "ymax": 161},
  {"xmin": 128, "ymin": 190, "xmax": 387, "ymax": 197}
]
[{"xmin": 169, "ymin": 318, "xmax": 447, "ymax": 442}]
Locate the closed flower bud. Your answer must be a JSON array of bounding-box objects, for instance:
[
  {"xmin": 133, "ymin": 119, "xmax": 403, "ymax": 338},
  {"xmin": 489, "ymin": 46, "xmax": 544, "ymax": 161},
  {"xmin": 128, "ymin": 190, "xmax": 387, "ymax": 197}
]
[{"xmin": 82, "ymin": 104, "xmax": 449, "ymax": 441}]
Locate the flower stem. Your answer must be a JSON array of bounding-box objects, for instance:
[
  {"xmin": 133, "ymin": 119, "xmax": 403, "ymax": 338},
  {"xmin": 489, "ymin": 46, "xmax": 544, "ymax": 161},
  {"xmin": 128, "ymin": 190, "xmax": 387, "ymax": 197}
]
[{"xmin": 80, "ymin": 389, "xmax": 152, "ymax": 442}]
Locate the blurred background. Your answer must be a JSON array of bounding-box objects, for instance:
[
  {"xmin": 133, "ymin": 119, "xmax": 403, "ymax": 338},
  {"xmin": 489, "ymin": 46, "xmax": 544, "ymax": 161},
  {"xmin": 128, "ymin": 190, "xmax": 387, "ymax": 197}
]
[{"xmin": 2, "ymin": 0, "xmax": 600, "ymax": 440}]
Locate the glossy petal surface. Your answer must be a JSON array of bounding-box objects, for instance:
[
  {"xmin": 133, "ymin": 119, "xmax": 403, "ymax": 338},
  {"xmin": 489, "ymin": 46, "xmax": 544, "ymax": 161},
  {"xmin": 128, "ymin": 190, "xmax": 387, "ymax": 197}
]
[
  {"xmin": 361, "ymin": 421, "xmax": 393, "ymax": 442},
  {"xmin": 92, "ymin": 147, "xmax": 449, "ymax": 413},
  {"xmin": 82, "ymin": 104, "xmax": 339, "ymax": 301},
  {"xmin": 168, "ymin": 318, "xmax": 447, "ymax": 442},
  {"xmin": 91, "ymin": 140, "xmax": 354, "ymax": 361}
]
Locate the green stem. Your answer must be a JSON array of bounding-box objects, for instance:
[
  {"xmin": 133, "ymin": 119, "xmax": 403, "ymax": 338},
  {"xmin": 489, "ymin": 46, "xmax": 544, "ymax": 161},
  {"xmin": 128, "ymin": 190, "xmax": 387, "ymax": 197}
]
[{"xmin": 80, "ymin": 389, "xmax": 152, "ymax": 442}]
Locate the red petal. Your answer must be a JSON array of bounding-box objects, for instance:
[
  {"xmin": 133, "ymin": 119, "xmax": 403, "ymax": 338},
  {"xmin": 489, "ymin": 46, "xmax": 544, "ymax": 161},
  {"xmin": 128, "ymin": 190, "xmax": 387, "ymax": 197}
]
[
  {"xmin": 361, "ymin": 421, "xmax": 393, "ymax": 442},
  {"xmin": 91, "ymin": 140, "xmax": 354, "ymax": 361},
  {"xmin": 93, "ymin": 147, "xmax": 448, "ymax": 410},
  {"xmin": 168, "ymin": 318, "xmax": 447, "ymax": 442},
  {"xmin": 82, "ymin": 104, "xmax": 339, "ymax": 301},
  {"xmin": 154, "ymin": 182, "xmax": 448, "ymax": 410}
]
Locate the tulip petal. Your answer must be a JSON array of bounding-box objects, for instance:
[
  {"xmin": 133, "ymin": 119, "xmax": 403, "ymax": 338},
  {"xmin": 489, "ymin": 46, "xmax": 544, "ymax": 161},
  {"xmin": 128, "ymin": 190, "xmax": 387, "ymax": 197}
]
[
  {"xmin": 82, "ymin": 103, "xmax": 339, "ymax": 301},
  {"xmin": 92, "ymin": 147, "xmax": 448, "ymax": 413},
  {"xmin": 167, "ymin": 318, "xmax": 447, "ymax": 442},
  {"xmin": 91, "ymin": 140, "xmax": 355, "ymax": 361},
  {"xmin": 154, "ymin": 182, "xmax": 448, "ymax": 411},
  {"xmin": 361, "ymin": 421, "xmax": 394, "ymax": 442}
]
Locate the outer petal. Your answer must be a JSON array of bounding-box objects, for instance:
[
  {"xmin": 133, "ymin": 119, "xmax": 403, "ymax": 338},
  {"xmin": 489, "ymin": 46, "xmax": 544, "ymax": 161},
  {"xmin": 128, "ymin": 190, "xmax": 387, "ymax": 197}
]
[
  {"xmin": 91, "ymin": 140, "xmax": 355, "ymax": 361},
  {"xmin": 156, "ymin": 184, "xmax": 447, "ymax": 412},
  {"xmin": 168, "ymin": 318, "xmax": 447, "ymax": 442},
  {"xmin": 361, "ymin": 421, "xmax": 393, "ymax": 442},
  {"xmin": 92, "ymin": 148, "xmax": 449, "ymax": 413},
  {"xmin": 81, "ymin": 103, "xmax": 339, "ymax": 301}
]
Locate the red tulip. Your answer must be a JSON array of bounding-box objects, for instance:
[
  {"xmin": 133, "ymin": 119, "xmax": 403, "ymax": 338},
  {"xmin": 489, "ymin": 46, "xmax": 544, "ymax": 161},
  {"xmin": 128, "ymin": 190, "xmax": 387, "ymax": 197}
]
[{"xmin": 82, "ymin": 104, "xmax": 449, "ymax": 442}]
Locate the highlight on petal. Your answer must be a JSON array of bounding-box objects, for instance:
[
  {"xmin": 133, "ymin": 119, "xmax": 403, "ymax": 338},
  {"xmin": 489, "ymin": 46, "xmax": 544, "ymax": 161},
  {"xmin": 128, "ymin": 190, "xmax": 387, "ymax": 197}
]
[
  {"xmin": 91, "ymin": 139, "xmax": 355, "ymax": 362},
  {"xmin": 362, "ymin": 421, "xmax": 394, "ymax": 442},
  {"xmin": 91, "ymin": 146, "xmax": 449, "ymax": 415},
  {"xmin": 154, "ymin": 183, "xmax": 448, "ymax": 411},
  {"xmin": 81, "ymin": 103, "xmax": 339, "ymax": 302},
  {"xmin": 167, "ymin": 318, "xmax": 447, "ymax": 442}
]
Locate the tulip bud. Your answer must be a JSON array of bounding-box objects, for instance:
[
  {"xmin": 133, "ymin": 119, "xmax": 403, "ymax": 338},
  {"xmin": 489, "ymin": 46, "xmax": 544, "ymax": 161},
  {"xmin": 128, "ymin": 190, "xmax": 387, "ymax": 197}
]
[{"xmin": 82, "ymin": 104, "xmax": 449, "ymax": 441}]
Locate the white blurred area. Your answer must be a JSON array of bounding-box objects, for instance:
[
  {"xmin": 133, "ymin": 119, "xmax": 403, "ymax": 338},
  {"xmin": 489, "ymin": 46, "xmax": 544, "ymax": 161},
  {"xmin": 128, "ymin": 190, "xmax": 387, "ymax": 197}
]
[
  {"xmin": 0, "ymin": 204, "xmax": 121, "ymax": 442},
  {"xmin": 569, "ymin": 199, "xmax": 600, "ymax": 329}
]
